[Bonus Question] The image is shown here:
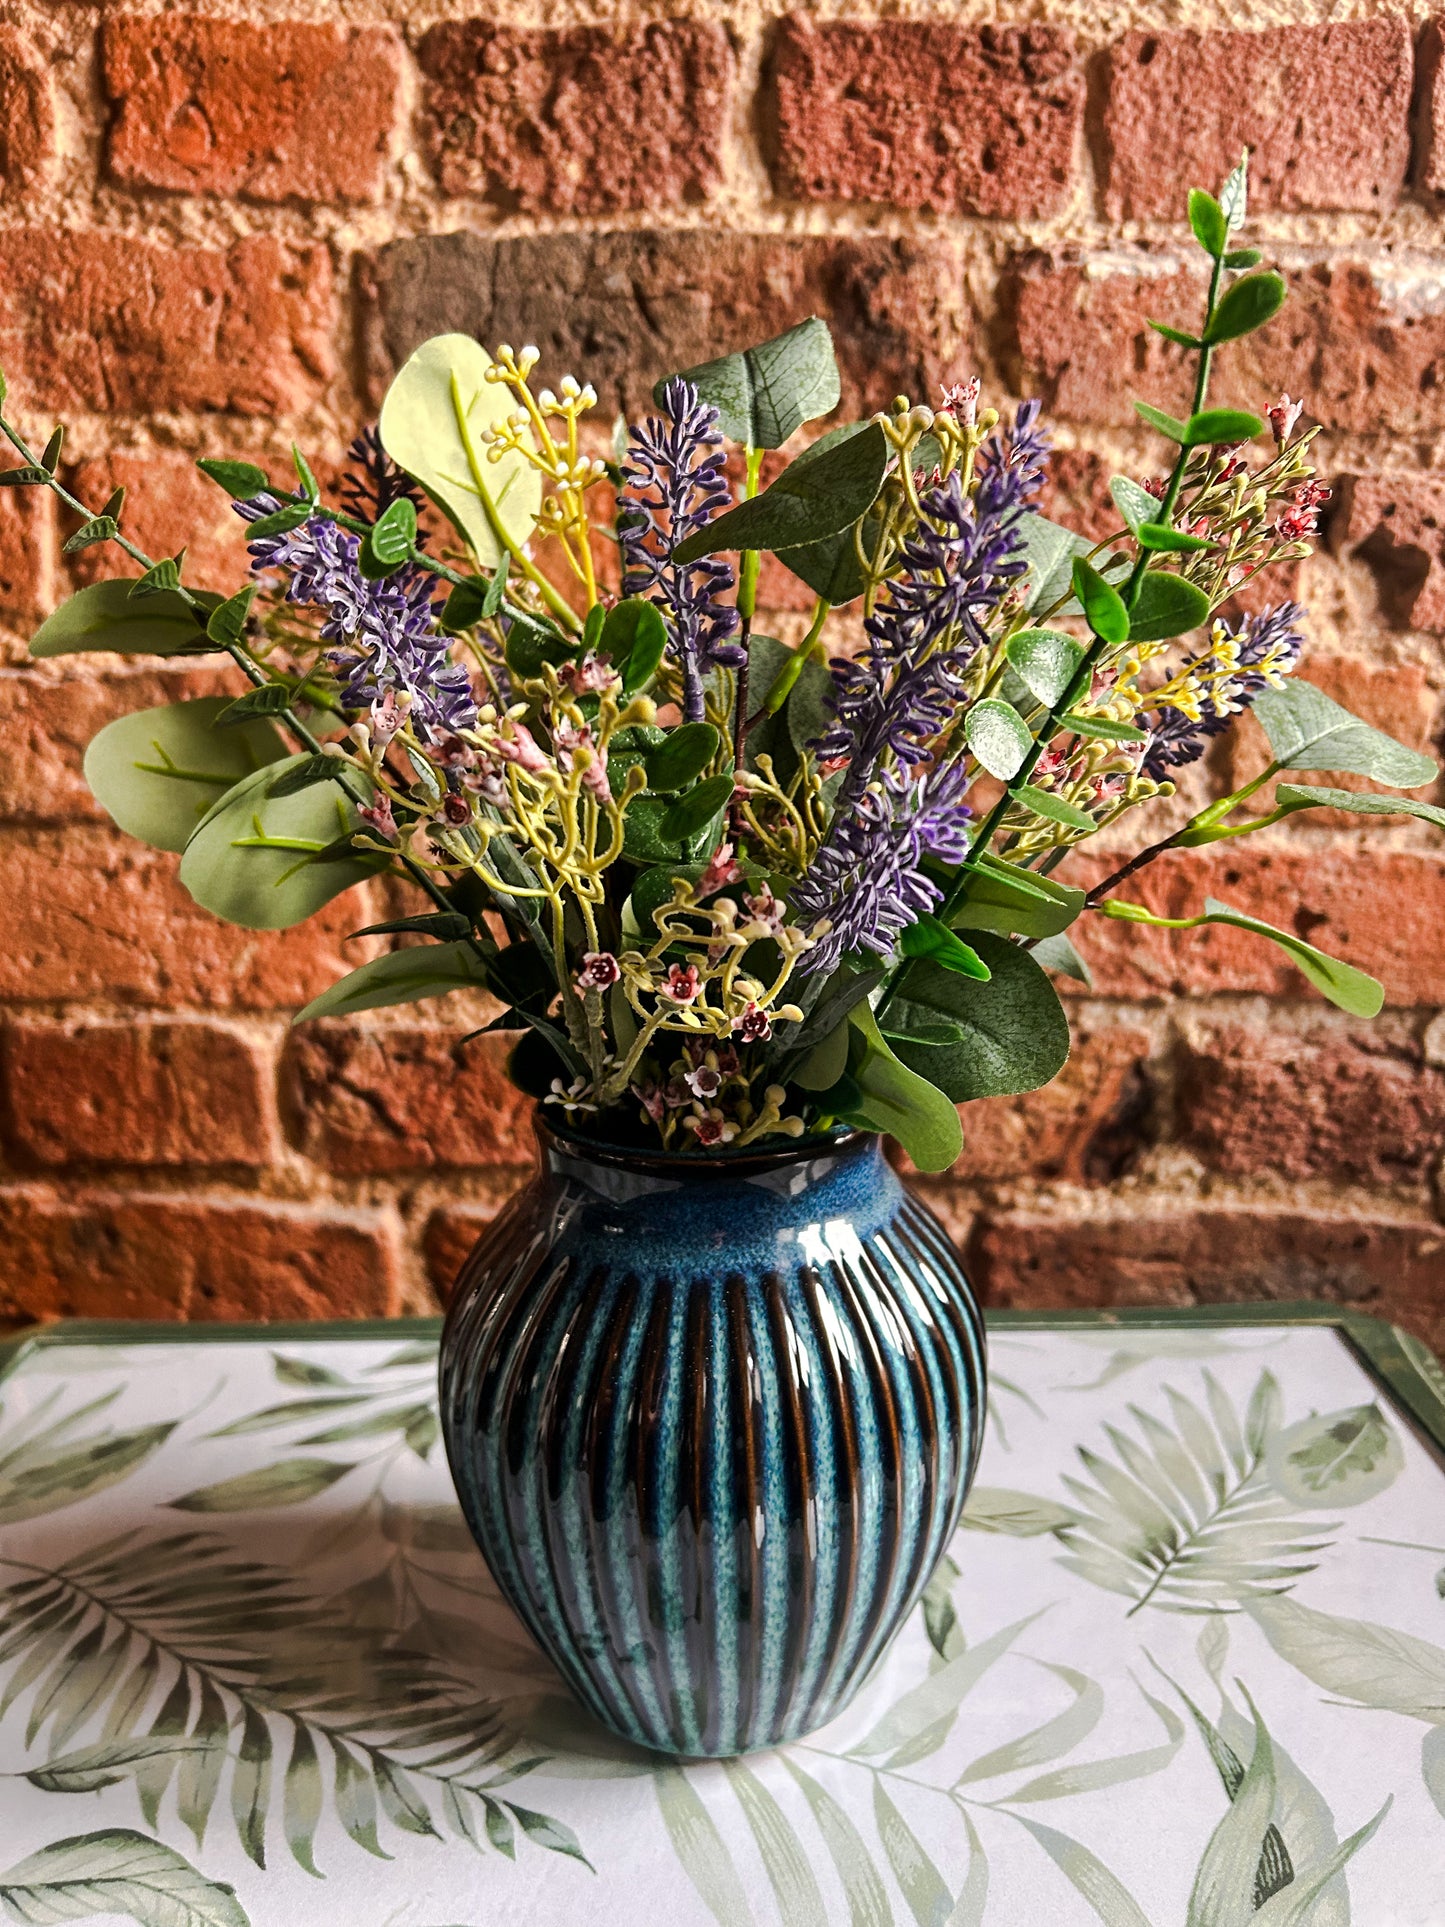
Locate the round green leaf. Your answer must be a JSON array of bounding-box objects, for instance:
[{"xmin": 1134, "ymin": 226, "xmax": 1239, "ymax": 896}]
[
  {"xmin": 30, "ymin": 579, "xmax": 213, "ymax": 659},
  {"xmin": 1266, "ymin": 1404, "xmax": 1404, "ymax": 1509},
  {"xmin": 1184, "ymin": 408, "xmax": 1264, "ymax": 446},
  {"xmin": 659, "ymin": 771, "xmax": 733, "ymax": 841},
  {"xmin": 887, "ymin": 936, "xmax": 1071, "ymax": 1101},
  {"xmin": 965, "ymin": 698, "xmax": 1033, "ymax": 780},
  {"xmin": 1127, "ymin": 571, "xmax": 1211, "ymax": 642},
  {"xmin": 1204, "ymin": 271, "xmax": 1287, "ymax": 345},
  {"xmin": 601, "ymin": 597, "xmax": 668, "ymax": 689},
  {"xmin": 84, "ymin": 698, "xmax": 289, "ymax": 853},
  {"xmin": 1006, "ymin": 628, "xmax": 1086, "ymax": 708},
  {"xmin": 378, "ymin": 333, "xmax": 541, "ymax": 566},
  {"xmin": 178, "ymin": 753, "xmax": 383, "ymax": 930},
  {"xmin": 1109, "ymin": 475, "xmax": 1162, "ymax": 537},
  {"xmin": 645, "ymin": 722, "xmax": 720, "ymax": 793}
]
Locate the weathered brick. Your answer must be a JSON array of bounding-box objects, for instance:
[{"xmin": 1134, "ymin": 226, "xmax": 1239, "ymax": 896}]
[
  {"xmin": 104, "ymin": 15, "xmax": 402, "ymax": 206},
  {"xmin": 0, "ymin": 827, "xmax": 377, "ymax": 1011},
  {"xmin": 2, "ymin": 1018, "xmax": 277, "ymax": 1167},
  {"xmin": 966, "ymin": 1207, "xmax": 1445, "ymax": 1350},
  {"xmin": 284, "ymin": 1023, "xmax": 534, "ymax": 1174},
  {"xmin": 1330, "ymin": 471, "xmax": 1445, "ymax": 632},
  {"xmin": 1175, "ymin": 1012, "xmax": 1445, "ymax": 1186},
  {"xmin": 425, "ymin": 1200, "xmax": 511, "ymax": 1295},
  {"xmin": 0, "ymin": 229, "xmax": 334, "ymax": 417},
  {"xmin": 66, "ymin": 451, "xmax": 258, "ymax": 591},
  {"xmin": 1072, "ymin": 845, "xmax": 1445, "ymax": 1007},
  {"xmin": 1010, "ymin": 254, "xmax": 1445, "ymax": 436},
  {"xmin": 419, "ymin": 19, "xmax": 729, "ymax": 214},
  {"xmin": 0, "ymin": 27, "xmax": 55, "ymax": 201},
  {"xmin": 363, "ymin": 229, "xmax": 971, "ymax": 420},
  {"xmin": 1415, "ymin": 20, "xmax": 1445, "ymax": 198},
  {"xmin": 1101, "ymin": 23, "xmax": 1412, "ymax": 220},
  {"xmin": 0, "ymin": 664, "xmax": 239, "ymax": 826},
  {"xmin": 768, "ymin": 17, "xmax": 1081, "ymax": 218},
  {"xmin": 0, "ymin": 1187, "xmax": 400, "ymax": 1322},
  {"xmin": 0, "ymin": 485, "xmax": 55, "ymax": 632}
]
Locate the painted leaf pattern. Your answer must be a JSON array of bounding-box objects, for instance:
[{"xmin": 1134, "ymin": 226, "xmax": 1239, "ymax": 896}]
[{"xmin": 0, "ymin": 1319, "xmax": 1439, "ymax": 1926}]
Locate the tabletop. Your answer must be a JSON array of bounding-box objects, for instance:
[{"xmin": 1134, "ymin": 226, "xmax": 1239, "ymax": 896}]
[{"xmin": 0, "ymin": 1306, "xmax": 1442, "ymax": 1927}]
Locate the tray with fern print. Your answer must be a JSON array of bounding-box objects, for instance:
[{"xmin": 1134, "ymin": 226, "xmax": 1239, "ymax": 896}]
[{"xmin": 0, "ymin": 1302, "xmax": 1442, "ymax": 1927}]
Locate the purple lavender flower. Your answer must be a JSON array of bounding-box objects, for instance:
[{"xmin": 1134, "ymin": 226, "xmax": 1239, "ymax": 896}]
[
  {"xmin": 619, "ymin": 377, "xmax": 742, "ymax": 723},
  {"xmin": 793, "ymin": 762, "xmax": 973, "ymax": 975},
  {"xmin": 236, "ymin": 495, "xmax": 474, "ymax": 743},
  {"xmin": 1142, "ymin": 601, "xmax": 1305, "ymax": 780}
]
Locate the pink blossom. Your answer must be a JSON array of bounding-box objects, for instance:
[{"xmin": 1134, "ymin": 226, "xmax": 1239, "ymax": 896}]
[
  {"xmin": 731, "ymin": 1002, "xmax": 772, "ymax": 1044},
  {"xmin": 1217, "ymin": 449, "xmax": 1248, "ymax": 482},
  {"xmin": 441, "ymin": 793, "xmax": 472, "ymax": 826},
  {"xmin": 493, "ymin": 721, "xmax": 550, "ymax": 774},
  {"xmin": 357, "ymin": 795, "xmax": 397, "ymax": 842},
  {"xmin": 816, "ymin": 753, "xmax": 850, "ymax": 778},
  {"xmin": 1142, "ymin": 477, "xmax": 1167, "ymax": 500},
  {"xmin": 664, "ymin": 963, "xmax": 701, "ymax": 1004},
  {"xmin": 685, "ymin": 1064, "xmax": 722, "ymax": 1099},
  {"xmin": 742, "ymin": 886, "xmax": 785, "ymax": 938},
  {"xmin": 435, "ymin": 734, "xmax": 475, "ymax": 770},
  {"xmin": 560, "ymin": 653, "xmax": 619, "ymax": 696},
  {"xmin": 938, "ymin": 376, "xmax": 980, "ymax": 428},
  {"xmin": 1266, "ymin": 393, "xmax": 1304, "ymax": 446},
  {"xmin": 575, "ymin": 951, "xmax": 620, "ymax": 993},
  {"xmin": 690, "ymin": 1113, "xmax": 729, "ymax": 1147},
  {"xmin": 698, "ymin": 840, "xmax": 742, "ymax": 895},
  {"xmin": 368, "ymin": 690, "xmax": 408, "ymax": 746},
  {"xmin": 633, "ymin": 1080, "xmax": 665, "ymax": 1123}
]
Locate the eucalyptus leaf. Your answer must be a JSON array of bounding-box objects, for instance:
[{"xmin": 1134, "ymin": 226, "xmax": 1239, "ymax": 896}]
[
  {"xmin": 601, "ymin": 597, "xmax": 668, "ymax": 690},
  {"xmin": 1108, "ymin": 475, "xmax": 1161, "ymax": 536},
  {"xmin": 379, "ymin": 333, "xmax": 541, "ymax": 567},
  {"xmin": 1017, "ymin": 514, "xmax": 1125, "ymax": 617},
  {"xmin": 294, "ymin": 942, "xmax": 491, "ymax": 1023},
  {"xmin": 30, "ymin": 579, "xmax": 212, "ymax": 659},
  {"xmin": 1204, "ymin": 271, "xmax": 1287, "ymax": 345},
  {"xmin": 1029, "ymin": 932, "xmax": 1093, "ymax": 987},
  {"xmin": 659, "ymin": 773, "xmax": 733, "ymax": 842},
  {"xmin": 178, "ymin": 755, "xmax": 382, "ymax": 932},
  {"xmin": 951, "ymin": 855, "xmax": 1085, "ymax": 939},
  {"xmin": 1253, "ymin": 681, "xmax": 1438, "ymax": 787},
  {"xmin": 83, "ymin": 698, "xmax": 288, "ymax": 854},
  {"xmin": 846, "ymin": 1003, "xmax": 963, "ymax": 1173},
  {"xmin": 886, "ymin": 939, "xmax": 1070, "ymax": 1102},
  {"xmin": 1127, "ymin": 570, "xmax": 1211, "ymax": 641},
  {"xmin": 645, "ymin": 722, "xmax": 720, "ymax": 793},
  {"xmin": 1014, "ymin": 785, "xmax": 1096, "ymax": 831},
  {"xmin": 1274, "ymin": 784, "xmax": 1445, "ymax": 829},
  {"xmin": 673, "ymin": 423, "xmax": 888, "ymax": 563},
  {"xmin": 1184, "ymin": 408, "xmax": 1264, "ymax": 446},
  {"xmin": 965, "ymin": 698, "xmax": 1033, "ymax": 780},
  {"xmin": 662, "ymin": 317, "xmax": 840, "ymax": 449},
  {"xmin": 1006, "ymin": 628, "xmax": 1085, "ymax": 707}
]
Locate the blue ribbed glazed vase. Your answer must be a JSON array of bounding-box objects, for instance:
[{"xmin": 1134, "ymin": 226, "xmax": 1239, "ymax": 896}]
[{"xmin": 439, "ymin": 1121, "xmax": 986, "ymax": 1758}]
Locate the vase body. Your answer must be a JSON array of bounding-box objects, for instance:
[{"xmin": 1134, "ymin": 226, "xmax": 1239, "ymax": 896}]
[{"xmin": 439, "ymin": 1124, "xmax": 986, "ymax": 1757}]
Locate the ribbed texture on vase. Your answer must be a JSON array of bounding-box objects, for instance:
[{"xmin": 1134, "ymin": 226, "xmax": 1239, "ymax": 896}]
[{"xmin": 440, "ymin": 1133, "xmax": 985, "ymax": 1758}]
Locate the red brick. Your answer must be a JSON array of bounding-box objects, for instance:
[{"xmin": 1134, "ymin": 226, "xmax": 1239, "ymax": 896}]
[
  {"xmin": 0, "ymin": 664, "xmax": 240, "ymax": 826},
  {"xmin": 419, "ymin": 19, "xmax": 729, "ymax": 214},
  {"xmin": 425, "ymin": 1200, "xmax": 513, "ymax": 1296},
  {"xmin": 0, "ymin": 827, "xmax": 378, "ymax": 1011},
  {"xmin": 1331, "ymin": 471, "xmax": 1445, "ymax": 633},
  {"xmin": 0, "ymin": 28, "xmax": 55, "ymax": 201},
  {"xmin": 3, "ymin": 1019, "xmax": 277, "ymax": 1168},
  {"xmin": 284, "ymin": 1023, "xmax": 534, "ymax": 1174},
  {"xmin": 104, "ymin": 15, "xmax": 401, "ymax": 206},
  {"xmin": 66, "ymin": 451, "xmax": 259, "ymax": 592},
  {"xmin": 768, "ymin": 17, "xmax": 1082, "ymax": 219},
  {"xmin": 0, "ymin": 1187, "xmax": 400, "ymax": 1322},
  {"xmin": 1011, "ymin": 254, "xmax": 1445, "ymax": 436},
  {"xmin": 1415, "ymin": 21, "xmax": 1445, "ymax": 197},
  {"xmin": 1072, "ymin": 845, "xmax": 1445, "ymax": 1007},
  {"xmin": 363, "ymin": 228, "xmax": 971, "ymax": 422},
  {"xmin": 1101, "ymin": 23, "xmax": 1412, "ymax": 220},
  {"xmin": 0, "ymin": 230, "xmax": 334, "ymax": 418},
  {"xmin": 0, "ymin": 485, "xmax": 55, "ymax": 632},
  {"xmin": 1175, "ymin": 1013, "xmax": 1445, "ymax": 1187},
  {"xmin": 967, "ymin": 1207, "xmax": 1445, "ymax": 1348},
  {"xmin": 1038, "ymin": 445, "xmax": 1115, "ymax": 542}
]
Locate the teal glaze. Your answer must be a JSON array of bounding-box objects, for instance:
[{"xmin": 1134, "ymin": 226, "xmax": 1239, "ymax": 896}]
[{"xmin": 439, "ymin": 1123, "xmax": 986, "ymax": 1758}]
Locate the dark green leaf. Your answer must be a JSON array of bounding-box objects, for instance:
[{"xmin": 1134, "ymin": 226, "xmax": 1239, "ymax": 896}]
[
  {"xmin": 101, "ymin": 486, "xmax": 126, "ymax": 522},
  {"xmin": 661, "ymin": 316, "xmax": 840, "ymax": 449},
  {"xmin": 899, "ymin": 914, "xmax": 991, "ymax": 980},
  {"xmin": 1189, "ymin": 189, "xmax": 1228, "ymax": 256},
  {"xmin": 440, "ymin": 575, "xmax": 489, "ymax": 632},
  {"xmin": 672, "ymin": 422, "xmax": 888, "ymax": 563},
  {"xmin": 83, "ymin": 697, "xmax": 289, "ymax": 853},
  {"xmin": 128, "ymin": 556, "xmax": 182, "ymax": 599},
  {"xmin": 1223, "ymin": 247, "xmax": 1262, "ymax": 269},
  {"xmin": 482, "ymin": 552, "xmax": 509, "ymax": 616},
  {"xmin": 1006, "ymin": 628, "xmax": 1085, "ymax": 707},
  {"xmin": 505, "ymin": 609, "xmax": 574, "ymax": 679},
  {"xmin": 1135, "ymin": 402, "xmax": 1189, "ymax": 444},
  {"xmin": 205, "ymin": 585, "xmax": 257, "ymax": 647},
  {"xmin": 357, "ymin": 532, "xmax": 404, "ymax": 580},
  {"xmin": 348, "ymin": 910, "xmax": 472, "ymax": 941},
  {"xmin": 370, "ymin": 495, "xmax": 417, "ymax": 566},
  {"xmin": 1060, "ymin": 710, "xmax": 1149, "ymax": 743},
  {"xmin": 951, "ymin": 854, "xmax": 1085, "ymax": 939},
  {"xmin": 509, "ymin": 1805, "xmax": 591, "ymax": 1866},
  {"xmin": 0, "ymin": 464, "xmax": 50, "ymax": 485},
  {"xmin": 215, "ymin": 680, "xmax": 292, "ymax": 727},
  {"xmin": 0, "ymin": 1828, "xmax": 249, "ymax": 1927},
  {"xmin": 291, "ymin": 443, "xmax": 319, "ymax": 501},
  {"xmin": 645, "ymin": 721, "xmax": 720, "ymax": 792},
  {"xmin": 244, "ymin": 501, "xmax": 311, "ymax": 541},
  {"xmin": 267, "ymin": 753, "xmax": 359, "ymax": 799},
  {"xmin": 40, "ymin": 426, "xmax": 64, "ymax": 472},
  {"xmin": 231, "ymin": 1705, "xmax": 272, "ymax": 1867},
  {"xmin": 1185, "ymin": 407, "xmax": 1264, "ymax": 446},
  {"xmin": 1072, "ymin": 558, "xmax": 1129, "ymax": 642},
  {"xmin": 659, "ymin": 772, "xmax": 733, "ymax": 841},
  {"xmin": 887, "ymin": 938, "xmax": 1071, "ymax": 1101},
  {"xmin": 294, "ymin": 942, "xmax": 490, "ymax": 1023},
  {"xmin": 964, "ymin": 698, "xmax": 1033, "ymax": 780},
  {"xmin": 776, "ymin": 435, "xmax": 882, "ymax": 604},
  {"xmin": 1205, "ymin": 271, "xmax": 1287, "ymax": 345},
  {"xmin": 1137, "ymin": 521, "xmax": 1210, "ymax": 553},
  {"xmin": 1148, "ymin": 320, "xmax": 1204, "ymax": 349},
  {"xmin": 1128, "ymin": 570, "xmax": 1211, "ymax": 641},
  {"xmin": 1014, "ymin": 784, "xmax": 1096, "ymax": 830},
  {"xmin": 1253, "ymin": 680, "xmax": 1438, "ymax": 787},
  {"xmin": 283, "ymin": 1723, "xmax": 324, "ymax": 1877},
  {"xmin": 601, "ymin": 597, "xmax": 668, "ymax": 690},
  {"xmin": 63, "ymin": 514, "xmax": 119, "ymax": 554},
  {"xmin": 198, "ymin": 457, "xmax": 269, "ymax": 498},
  {"xmin": 169, "ymin": 1459, "xmax": 352, "ymax": 1511},
  {"xmin": 621, "ymin": 792, "xmax": 718, "ymax": 865}
]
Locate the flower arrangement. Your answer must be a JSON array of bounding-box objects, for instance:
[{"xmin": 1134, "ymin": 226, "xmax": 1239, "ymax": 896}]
[{"xmin": 15, "ymin": 159, "xmax": 1444, "ymax": 1172}]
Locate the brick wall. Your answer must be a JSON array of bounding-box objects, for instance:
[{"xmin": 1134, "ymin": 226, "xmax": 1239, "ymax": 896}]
[{"xmin": 2, "ymin": 2, "xmax": 1443, "ymax": 1343}]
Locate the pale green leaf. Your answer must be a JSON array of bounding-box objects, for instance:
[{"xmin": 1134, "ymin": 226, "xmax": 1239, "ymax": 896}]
[
  {"xmin": 853, "ymin": 1610, "xmax": 1043, "ymax": 1757},
  {"xmin": 1187, "ymin": 1700, "xmax": 1276, "ymax": 1927},
  {"xmin": 25, "ymin": 1737, "xmax": 210, "ymax": 1795},
  {"xmin": 1253, "ymin": 680, "xmax": 1437, "ymax": 787},
  {"xmin": 964, "ymin": 699, "xmax": 1033, "ymax": 780},
  {"xmin": 1011, "ymin": 1816, "xmax": 1151, "ymax": 1927},
  {"xmin": 1005, "ymin": 627, "xmax": 1086, "ymax": 708},
  {"xmin": 958, "ymin": 1662, "xmax": 1102, "ymax": 1785},
  {"xmin": 778, "ymin": 1758, "xmax": 891, "ymax": 1927},
  {"xmin": 952, "ymin": 856, "xmax": 1084, "ymax": 940},
  {"xmin": 0, "ymin": 1422, "xmax": 175, "ymax": 1526},
  {"xmin": 656, "ymin": 1766, "xmax": 755, "ymax": 1927},
  {"xmin": 1029, "ymin": 932, "xmax": 1092, "ymax": 987},
  {"xmin": 1246, "ymin": 1595, "xmax": 1445, "ymax": 1720},
  {"xmin": 1422, "ymin": 1724, "xmax": 1445, "ymax": 1824},
  {"xmin": 872, "ymin": 1779, "xmax": 951, "ymax": 1927},
  {"xmin": 0, "ymin": 1828, "xmax": 249, "ymax": 1927},
  {"xmin": 283, "ymin": 1724, "xmax": 324, "ymax": 1877},
  {"xmin": 168, "ymin": 1460, "xmax": 352, "ymax": 1513},
  {"xmin": 30, "ymin": 579, "xmax": 215, "ymax": 659},
  {"xmin": 723, "ymin": 1760, "xmax": 827, "ymax": 1927},
  {"xmin": 946, "ymin": 1812, "xmax": 988, "ymax": 1927},
  {"xmin": 1274, "ymin": 784, "xmax": 1445, "ymax": 830},
  {"xmin": 664, "ymin": 317, "xmax": 840, "ymax": 448},
  {"xmin": 84, "ymin": 699, "xmax": 288, "ymax": 853},
  {"xmin": 231, "ymin": 1705, "xmax": 272, "ymax": 1869},
  {"xmin": 1266, "ymin": 1404, "xmax": 1403, "ymax": 1509},
  {"xmin": 378, "ymin": 334, "xmax": 541, "ymax": 566},
  {"xmin": 1108, "ymin": 476, "xmax": 1161, "ymax": 537},
  {"xmin": 1006, "ymin": 1688, "xmax": 1184, "ymax": 1802},
  {"xmin": 961, "ymin": 1487, "xmax": 1078, "ymax": 1537}
]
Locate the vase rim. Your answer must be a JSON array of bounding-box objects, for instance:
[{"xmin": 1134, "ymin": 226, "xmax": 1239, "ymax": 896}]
[{"xmin": 535, "ymin": 1113, "xmax": 872, "ymax": 1179}]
